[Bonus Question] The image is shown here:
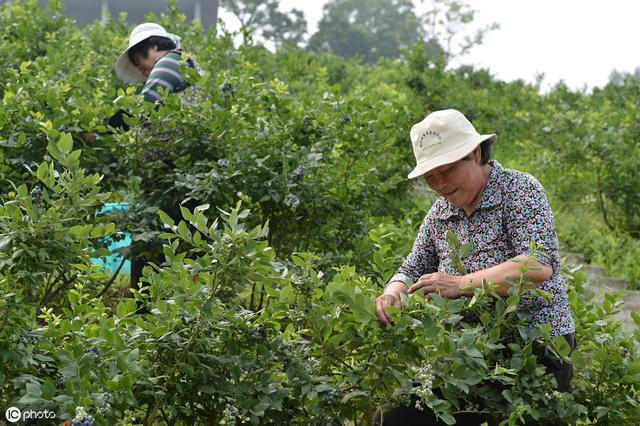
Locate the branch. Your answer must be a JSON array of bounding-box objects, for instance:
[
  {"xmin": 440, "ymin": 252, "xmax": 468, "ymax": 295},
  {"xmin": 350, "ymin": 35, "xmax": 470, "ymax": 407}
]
[{"xmin": 96, "ymin": 256, "xmax": 127, "ymax": 298}]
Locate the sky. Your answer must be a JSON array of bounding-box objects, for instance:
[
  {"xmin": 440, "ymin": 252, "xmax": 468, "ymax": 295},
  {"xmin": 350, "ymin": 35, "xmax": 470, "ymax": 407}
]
[{"xmin": 222, "ymin": 0, "xmax": 640, "ymax": 92}]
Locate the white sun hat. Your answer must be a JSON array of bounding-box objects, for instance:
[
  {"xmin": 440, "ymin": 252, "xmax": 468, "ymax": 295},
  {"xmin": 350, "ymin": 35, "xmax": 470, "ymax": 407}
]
[
  {"xmin": 114, "ymin": 23, "xmax": 181, "ymax": 83},
  {"xmin": 407, "ymin": 109, "xmax": 496, "ymax": 179}
]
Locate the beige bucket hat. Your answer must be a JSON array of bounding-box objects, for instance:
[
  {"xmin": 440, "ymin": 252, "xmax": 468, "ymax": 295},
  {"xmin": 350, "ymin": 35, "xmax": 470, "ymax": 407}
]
[
  {"xmin": 407, "ymin": 109, "xmax": 496, "ymax": 179},
  {"xmin": 115, "ymin": 23, "xmax": 181, "ymax": 83}
]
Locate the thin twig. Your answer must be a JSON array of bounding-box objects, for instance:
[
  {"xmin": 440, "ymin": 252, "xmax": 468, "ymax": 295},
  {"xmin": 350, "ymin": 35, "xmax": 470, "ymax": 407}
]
[{"xmin": 97, "ymin": 256, "xmax": 126, "ymax": 298}]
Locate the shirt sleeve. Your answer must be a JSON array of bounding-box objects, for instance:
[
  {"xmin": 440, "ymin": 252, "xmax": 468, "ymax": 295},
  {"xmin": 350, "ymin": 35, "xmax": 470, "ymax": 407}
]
[
  {"xmin": 504, "ymin": 173, "xmax": 561, "ymax": 274},
  {"xmin": 387, "ymin": 215, "xmax": 439, "ymax": 287},
  {"xmin": 141, "ymin": 52, "xmax": 186, "ymax": 103}
]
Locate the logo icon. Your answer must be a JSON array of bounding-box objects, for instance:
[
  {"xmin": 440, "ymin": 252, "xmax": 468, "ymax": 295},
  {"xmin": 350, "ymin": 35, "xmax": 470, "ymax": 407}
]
[{"xmin": 5, "ymin": 406, "xmax": 21, "ymax": 423}]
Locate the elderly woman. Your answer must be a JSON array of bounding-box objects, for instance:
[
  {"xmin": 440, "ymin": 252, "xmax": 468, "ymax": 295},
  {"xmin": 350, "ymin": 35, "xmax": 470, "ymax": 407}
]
[{"xmin": 374, "ymin": 109, "xmax": 575, "ymax": 425}]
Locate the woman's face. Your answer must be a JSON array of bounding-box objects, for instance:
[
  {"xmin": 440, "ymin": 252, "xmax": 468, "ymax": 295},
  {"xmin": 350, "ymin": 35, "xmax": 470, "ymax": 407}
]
[
  {"xmin": 423, "ymin": 146, "xmax": 489, "ymax": 214},
  {"xmin": 133, "ymin": 46, "xmax": 164, "ymax": 78}
]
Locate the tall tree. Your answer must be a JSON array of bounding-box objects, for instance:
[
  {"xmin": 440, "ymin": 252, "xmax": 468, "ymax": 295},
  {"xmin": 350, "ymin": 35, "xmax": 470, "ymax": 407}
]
[
  {"xmin": 421, "ymin": 0, "xmax": 499, "ymax": 58},
  {"xmin": 220, "ymin": 0, "xmax": 307, "ymax": 47},
  {"xmin": 309, "ymin": 0, "xmax": 498, "ymax": 63},
  {"xmin": 308, "ymin": 0, "xmax": 421, "ymax": 64}
]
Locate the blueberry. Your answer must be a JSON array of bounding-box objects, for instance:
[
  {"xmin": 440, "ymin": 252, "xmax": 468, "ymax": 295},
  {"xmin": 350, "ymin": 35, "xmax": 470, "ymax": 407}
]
[
  {"xmin": 284, "ymin": 194, "xmax": 300, "ymax": 210},
  {"xmin": 143, "ymin": 147, "xmax": 170, "ymax": 162},
  {"xmin": 57, "ymin": 378, "xmax": 65, "ymax": 389},
  {"xmin": 30, "ymin": 185, "xmax": 44, "ymax": 204},
  {"xmin": 218, "ymin": 159, "xmax": 229, "ymax": 168},
  {"xmin": 87, "ymin": 346, "xmax": 99, "ymax": 355},
  {"xmin": 221, "ymin": 81, "xmax": 236, "ymax": 95},
  {"xmin": 290, "ymin": 165, "xmax": 306, "ymax": 182},
  {"xmin": 226, "ymin": 404, "xmax": 239, "ymax": 417},
  {"xmin": 342, "ymin": 114, "xmax": 351, "ymax": 123},
  {"xmin": 324, "ymin": 389, "xmax": 339, "ymax": 403}
]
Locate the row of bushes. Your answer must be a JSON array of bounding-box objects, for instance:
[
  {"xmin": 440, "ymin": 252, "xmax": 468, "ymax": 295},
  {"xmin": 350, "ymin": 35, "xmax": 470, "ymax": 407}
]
[
  {"xmin": 2, "ymin": 137, "xmax": 639, "ymax": 424},
  {"xmin": 2, "ymin": 1, "xmax": 638, "ymax": 285}
]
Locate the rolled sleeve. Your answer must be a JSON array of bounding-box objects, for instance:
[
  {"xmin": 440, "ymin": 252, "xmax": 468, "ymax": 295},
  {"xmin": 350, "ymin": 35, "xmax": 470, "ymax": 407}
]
[
  {"xmin": 387, "ymin": 215, "xmax": 439, "ymax": 287},
  {"xmin": 504, "ymin": 174, "xmax": 561, "ymax": 274}
]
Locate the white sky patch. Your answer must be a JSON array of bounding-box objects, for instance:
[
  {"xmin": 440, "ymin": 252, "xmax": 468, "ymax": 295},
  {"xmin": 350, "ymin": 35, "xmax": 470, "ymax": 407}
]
[{"xmin": 219, "ymin": 0, "xmax": 640, "ymax": 91}]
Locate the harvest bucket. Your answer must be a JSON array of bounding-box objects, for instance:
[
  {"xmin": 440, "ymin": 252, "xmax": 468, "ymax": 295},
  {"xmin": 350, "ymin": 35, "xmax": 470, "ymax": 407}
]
[{"xmin": 91, "ymin": 202, "xmax": 131, "ymax": 275}]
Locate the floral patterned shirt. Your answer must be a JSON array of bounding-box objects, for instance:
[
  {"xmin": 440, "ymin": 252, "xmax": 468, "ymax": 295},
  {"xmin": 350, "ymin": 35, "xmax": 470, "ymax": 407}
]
[{"xmin": 389, "ymin": 160, "xmax": 575, "ymax": 336}]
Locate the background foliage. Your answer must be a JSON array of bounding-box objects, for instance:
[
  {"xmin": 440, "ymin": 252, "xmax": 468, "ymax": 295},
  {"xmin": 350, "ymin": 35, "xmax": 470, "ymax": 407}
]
[{"xmin": 1, "ymin": 1, "xmax": 639, "ymax": 425}]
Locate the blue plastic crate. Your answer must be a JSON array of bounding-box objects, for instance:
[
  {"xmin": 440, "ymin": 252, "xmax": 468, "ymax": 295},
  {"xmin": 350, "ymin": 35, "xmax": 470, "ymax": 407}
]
[{"xmin": 91, "ymin": 203, "xmax": 131, "ymax": 275}]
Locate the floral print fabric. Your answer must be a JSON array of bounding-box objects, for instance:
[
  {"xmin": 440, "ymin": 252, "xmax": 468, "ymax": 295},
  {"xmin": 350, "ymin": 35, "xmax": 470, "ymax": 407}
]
[{"xmin": 389, "ymin": 160, "xmax": 575, "ymax": 336}]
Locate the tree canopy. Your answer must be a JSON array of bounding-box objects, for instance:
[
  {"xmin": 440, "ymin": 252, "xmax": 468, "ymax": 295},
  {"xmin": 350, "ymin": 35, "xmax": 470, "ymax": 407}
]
[
  {"xmin": 221, "ymin": 0, "xmax": 307, "ymax": 47},
  {"xmin": 308, "ymin": 0, "xmax": 498, "ymax": 63},
  {"xmin": 308, "ymin": 0, "xmax": 421, "ymax": 63}
]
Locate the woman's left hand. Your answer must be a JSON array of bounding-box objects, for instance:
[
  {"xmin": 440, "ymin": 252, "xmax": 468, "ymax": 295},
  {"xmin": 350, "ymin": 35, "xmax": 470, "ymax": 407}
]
[{"xmin": 407, "ymin": 272, "xmax": 464, "ymax": 299}]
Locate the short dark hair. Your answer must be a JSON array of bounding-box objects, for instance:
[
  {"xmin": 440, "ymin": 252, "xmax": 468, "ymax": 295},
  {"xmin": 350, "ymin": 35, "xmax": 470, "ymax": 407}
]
[
  {"xmin": 479, "ymin": 138, "xmax": 492, "ymax": 164},
  {"xmin": 461, "ymin": 139, "xmax": 493, "ymax": 164},
  {"xmin": 128, "ymin": 36, "xmax": 177, "ymax": 66}
]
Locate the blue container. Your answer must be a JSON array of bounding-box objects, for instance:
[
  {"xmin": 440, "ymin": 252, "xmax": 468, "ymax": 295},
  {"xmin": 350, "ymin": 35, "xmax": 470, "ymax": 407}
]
[{"xmin": 91, "ymin": 203, "xmax": 131, "ymax": 275}]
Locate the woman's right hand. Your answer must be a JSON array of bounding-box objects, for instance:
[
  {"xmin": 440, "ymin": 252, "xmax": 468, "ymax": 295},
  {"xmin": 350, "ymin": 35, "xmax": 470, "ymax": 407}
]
[{"xmin": 375, "ymin": 292, "xmax": 401, "ymax": 326}]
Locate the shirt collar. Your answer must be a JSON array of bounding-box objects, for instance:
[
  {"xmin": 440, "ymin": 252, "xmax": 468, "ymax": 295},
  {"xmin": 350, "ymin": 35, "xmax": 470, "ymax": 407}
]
[{"xmin": 435, "ymin": 160, "xmax": 503, "ymax": 221}]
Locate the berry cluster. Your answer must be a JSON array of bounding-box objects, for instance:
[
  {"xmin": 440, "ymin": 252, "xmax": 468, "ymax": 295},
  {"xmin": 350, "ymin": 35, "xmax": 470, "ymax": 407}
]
[
  {"xmin": 290, "ymin": 165, "xmax": 306, "ymax": 182},
  {"xmin": 323, "ymin": 389, "xmax": 339, "ymax": 404},
  {"xmin": 72, "ymin": 407, "xmax": 93, "ymax": 426},
  {"xmin": 413, "ymin": 364, "xmax": 435, "ymax": 411},
  {"xmin": 97, "ymin": 393, "xmax": 112, "ymax": 414},
  {"xmin": 142, "ymin": 147, "xmax": 171, "ymax": 162},
  {"xmin": 219, "ymin": 403, "xmax": 240, "ymax": 425},
  {"xmin": 71, "ymin": 416, "xmax": 94, "ymax": 426},
  {"xmin": 221, "ymin": 81, "xmax": 236, "ymax": 96},
  {"xmin": 30, "ymin": 185, "xmax": 43, "ymax": 205},
  {"xmin": 284, "ymin": 194, "xmax": 300, "ymax": 210}
]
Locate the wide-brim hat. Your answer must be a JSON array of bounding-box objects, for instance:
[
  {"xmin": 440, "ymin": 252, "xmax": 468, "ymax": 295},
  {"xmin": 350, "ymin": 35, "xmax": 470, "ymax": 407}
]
[
  {"xmin": 407, "ymin": 109, "xmax": 496, "ymax": 179},
  {"xmin": 115, "ymin": 22, "xmax": 181, "ymax": 83}
]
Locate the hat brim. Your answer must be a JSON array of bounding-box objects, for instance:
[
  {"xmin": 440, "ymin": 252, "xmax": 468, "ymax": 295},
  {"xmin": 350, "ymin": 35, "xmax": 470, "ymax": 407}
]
[
  {"xmin": 407, "ymin": 133, "xmax": 496, "ymax": 179},
  {"xmin": 115, "ymin": 49, "xmax": 147, "ymax": 83}
]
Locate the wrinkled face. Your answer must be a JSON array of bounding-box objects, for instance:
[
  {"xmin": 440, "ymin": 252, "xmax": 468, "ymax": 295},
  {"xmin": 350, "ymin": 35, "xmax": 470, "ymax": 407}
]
[
  {"xmin": 423, "ymin": 146, "xmax": 488, "ymax": 212},
  {"xmin": 131, "ymin": 45, "xmax": 163, "ymax": 78}
]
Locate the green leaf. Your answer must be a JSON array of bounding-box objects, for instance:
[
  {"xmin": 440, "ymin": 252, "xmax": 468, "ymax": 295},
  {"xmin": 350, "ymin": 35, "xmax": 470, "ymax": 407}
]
[
  {"xmin": 58, "ymin": 132, "xmax": 73, "ymax": 154},
  {"xmin": 437, "ymin": 412, "xmax": 456, "ymax": 425},
  {"xmin": 67, "ymin": 225, "xmax": 88, "ymax": 237},
  {"xmin": 158, "ymin": 209, "xmax": 175, "ymax": 227},
  {"xmin": 464, "ymin": 346, "xmax": 483, "ymax": 358},
  {"xmin": 459, "ymin": 241, "xmax": 473, "ymax": 258},
  {"xmin": 0, "ymin": 236, "xmax": 11, "ymax": 252},
  {"xmin": 177, "ymin": 221, "xmax": 190, "ymax": 240},
  {"xmin": 116, "ymin": 300, "xmax": 136, "ymax": 318}
]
